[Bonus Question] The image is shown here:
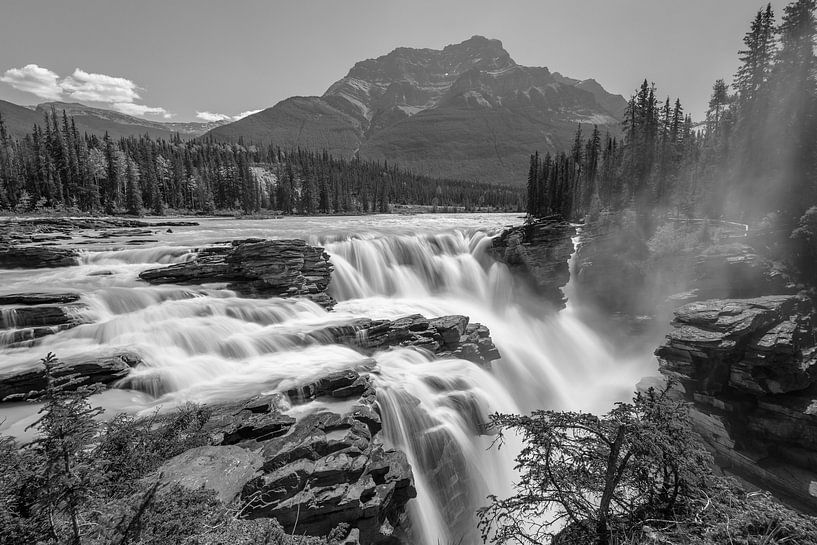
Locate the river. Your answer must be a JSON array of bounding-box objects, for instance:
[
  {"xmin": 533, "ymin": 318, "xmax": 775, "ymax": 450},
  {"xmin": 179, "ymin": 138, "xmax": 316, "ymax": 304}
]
[{"xmin": 0, "ymin": 213, "xmax": 656, "ymax": 544}]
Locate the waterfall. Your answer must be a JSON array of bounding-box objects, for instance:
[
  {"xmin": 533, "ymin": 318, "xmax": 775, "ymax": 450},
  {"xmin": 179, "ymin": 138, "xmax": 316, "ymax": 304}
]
[{"xmin": 0, "ymin": 216, "xmax": 653, "ymax": 544}]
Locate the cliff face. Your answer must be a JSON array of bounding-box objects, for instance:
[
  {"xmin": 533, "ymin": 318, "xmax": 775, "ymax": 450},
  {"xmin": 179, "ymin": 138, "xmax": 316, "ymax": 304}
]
[
  {"xmin": 489, "ymin": 216, "xmax": 576, "ymax": 309},
  {"xmin": 656, "ymin": 295, "xmax": 817, "ymax": 511}
]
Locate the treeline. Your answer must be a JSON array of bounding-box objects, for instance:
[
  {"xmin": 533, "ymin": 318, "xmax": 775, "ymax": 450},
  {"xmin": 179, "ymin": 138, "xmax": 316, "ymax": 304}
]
[
  {"xmin": 527, "ymin": 0, "xmax": 817, "ymax": 233},
  {"xmin": 0, "ymin": 112, "xmax": 523, "ymax": 215}
]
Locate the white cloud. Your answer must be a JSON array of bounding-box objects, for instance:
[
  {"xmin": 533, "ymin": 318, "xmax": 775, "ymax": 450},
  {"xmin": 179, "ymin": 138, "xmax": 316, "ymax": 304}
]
[
  {"xmin": 196, "ymin": 111, "xmax": 233, "ymax": 122},
  {"xmin": 61, "ymin": 68, "xmax": 140, "ymax": 103},
  {"xmin": 196, "ymin": 109, "xmax": 262, "ymax": 122},
  {"xmin": 112, "ymin": 102, "xmax": 173, "ymax": 119},
  {"xmin": 0, "ymin": 64, "xmax": 173, "ymax": 119},
  {"xmin": 235, "ymin": 109, "xmax": 261, "ymax": 119},
  {"xmin": 0, "ymin": 64, "xmax": 63, "ymax": 100}
]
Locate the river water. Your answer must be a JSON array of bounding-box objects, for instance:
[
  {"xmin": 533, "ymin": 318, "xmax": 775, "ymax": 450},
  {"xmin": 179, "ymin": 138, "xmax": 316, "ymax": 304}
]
[{"xmin": 0, "ymin": 213, "xmax": 655, "ymax": 544}]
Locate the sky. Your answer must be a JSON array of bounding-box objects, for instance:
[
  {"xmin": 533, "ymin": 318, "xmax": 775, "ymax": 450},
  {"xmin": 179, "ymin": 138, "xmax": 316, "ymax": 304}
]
[{"xmin": 0, "ymin": 0, "xmax": 788, "ymax": 122}]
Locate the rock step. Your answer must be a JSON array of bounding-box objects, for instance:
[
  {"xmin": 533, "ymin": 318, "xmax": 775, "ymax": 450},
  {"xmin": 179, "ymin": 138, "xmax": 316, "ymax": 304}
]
[
  {"xmin": 0, "ymin": 245, "xmax": 80, "ymax": 268},
  {"xmin": 139, "ymin": 238, "xmax": 335, "ymax": 308},
  {"xmin": 0, "ymin": 351, "xmax": 142, "ymax": 402}
]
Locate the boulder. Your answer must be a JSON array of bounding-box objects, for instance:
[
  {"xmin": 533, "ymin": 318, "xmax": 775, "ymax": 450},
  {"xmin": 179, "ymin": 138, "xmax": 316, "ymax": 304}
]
[
  {"xmin": 0, "ymin": 351, "xmax": 142, "ymax": 401},
  {"xmin": 139, "ymin": 238, "xmax": 335, "ymax": 308},
  {"xmin": 489, "ymin": 216, "xmax": 576, "ymax": 309}
]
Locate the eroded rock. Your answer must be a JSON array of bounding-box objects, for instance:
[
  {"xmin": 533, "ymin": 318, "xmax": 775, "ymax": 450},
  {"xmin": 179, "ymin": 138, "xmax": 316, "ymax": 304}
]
[
  {"xmin": 489, "ymin": 216, "xmax": 576, "ymax": 309},
  {"xmin": 139, "ymin": 238, "xmax": 335, "ymax": 308},
  {"xmin": 0, "ymin": 351, "xmax": 142, "ymax": 401}
]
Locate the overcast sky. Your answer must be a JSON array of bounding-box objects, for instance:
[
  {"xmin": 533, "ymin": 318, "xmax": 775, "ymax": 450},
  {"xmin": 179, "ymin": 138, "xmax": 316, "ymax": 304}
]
[{"xmin": 0, "ymin": 0, "xmax": 787, "ymax": 122}]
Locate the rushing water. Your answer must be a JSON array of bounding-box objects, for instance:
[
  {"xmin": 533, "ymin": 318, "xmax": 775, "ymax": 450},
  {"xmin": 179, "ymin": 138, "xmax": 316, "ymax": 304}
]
[{"xmin": 0, "ymin": 213, "xmax": 654, "ymax": 544}]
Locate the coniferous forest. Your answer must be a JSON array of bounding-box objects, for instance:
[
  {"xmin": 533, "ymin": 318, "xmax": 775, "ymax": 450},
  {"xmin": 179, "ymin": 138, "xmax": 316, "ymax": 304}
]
[
  {"xmin": 0, "ymin": 112, "xmax": 523, "ymax": 216},
  {"xmin": 526, "ymin": 1, "xmax": 816, "ymax": 238}
]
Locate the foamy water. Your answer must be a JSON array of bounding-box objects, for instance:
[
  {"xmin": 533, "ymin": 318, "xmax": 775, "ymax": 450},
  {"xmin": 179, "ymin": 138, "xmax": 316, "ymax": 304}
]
[{"xmin": 0, "ymin": 213, "xmax": 655, "ymax": 544}]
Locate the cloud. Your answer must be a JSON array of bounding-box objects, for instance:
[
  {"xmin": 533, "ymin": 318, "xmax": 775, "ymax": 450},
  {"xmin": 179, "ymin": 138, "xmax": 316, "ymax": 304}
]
[
  {"xmin": 0, "ymin": 64, "xmax": 172, "ymax": 119},
  {"xmin": 196, "ymin": 111, "xmax": 233, "ymax": 122},
  {"xmin": 235, "ymin": 109, "xmax": 261, "ymax": 119},
  {"xmin": 196, "ymin": 109, "xmax": 262, "ymax": 122},
  {"xmin": 112, "ymin": 102, "xmax": 173, "ymax": 119},
  {"xmin": 0, "ymin": 64, "xmax": 63, "ymax": 100},
  {"xmin": 61, "ymin": 68, "xmax": 140, "ymax": 103}
]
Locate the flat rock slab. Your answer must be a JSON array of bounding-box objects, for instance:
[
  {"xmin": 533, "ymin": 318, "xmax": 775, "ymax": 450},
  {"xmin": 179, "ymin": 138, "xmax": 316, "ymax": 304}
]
[
  {"xmin": 155, "ymin": 445, "xmax": 264, "ymax": 504},
  {"xmin": 0, "ymin": 292, "xmax": 81, "ymax": 305}
]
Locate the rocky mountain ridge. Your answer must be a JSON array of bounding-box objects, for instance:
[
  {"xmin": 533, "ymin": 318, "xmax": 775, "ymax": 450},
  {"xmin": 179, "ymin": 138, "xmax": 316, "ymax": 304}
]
[{"xmin": 207, "ymin": 36, "xmax": 627, "ymax": 185}]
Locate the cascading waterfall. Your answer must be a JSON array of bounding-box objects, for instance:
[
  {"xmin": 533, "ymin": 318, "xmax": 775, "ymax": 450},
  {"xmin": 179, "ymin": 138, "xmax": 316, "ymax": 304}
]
[{"xmin": 0, "ymin": 215, "xmax": 653, "ymax": 545}]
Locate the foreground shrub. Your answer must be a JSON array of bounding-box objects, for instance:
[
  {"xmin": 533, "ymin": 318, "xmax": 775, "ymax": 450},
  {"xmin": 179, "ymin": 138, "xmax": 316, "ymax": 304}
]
[{"xmin": 478, "ymin": 386, "xmax": 817, "ymax": 545}]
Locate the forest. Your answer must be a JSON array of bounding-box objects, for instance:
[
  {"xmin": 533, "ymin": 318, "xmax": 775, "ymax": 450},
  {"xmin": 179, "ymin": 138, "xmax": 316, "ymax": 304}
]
[
  {"xmin": 526, "ymin": 0, "xmax": 816, "ymax": 246},
  {"xmin": 0, "ymin": 115, "xmax": 523, "ymax": 216}
]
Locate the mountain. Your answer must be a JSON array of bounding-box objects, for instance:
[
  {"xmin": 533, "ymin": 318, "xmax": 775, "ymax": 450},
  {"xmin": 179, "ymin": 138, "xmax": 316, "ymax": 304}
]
[
  {"xmin": 0, "ymin": 101, "xmax": 227, "ymax": 140},
  {"xmin": 207, "ymin": 36, "xmax": 627, "ymax": 185}
]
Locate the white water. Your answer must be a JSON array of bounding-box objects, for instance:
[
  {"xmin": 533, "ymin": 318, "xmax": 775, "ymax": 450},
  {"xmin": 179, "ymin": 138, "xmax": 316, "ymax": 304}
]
[{"xmin": 0, "ymin": 214, "xmax": 654, "ymax": 544}]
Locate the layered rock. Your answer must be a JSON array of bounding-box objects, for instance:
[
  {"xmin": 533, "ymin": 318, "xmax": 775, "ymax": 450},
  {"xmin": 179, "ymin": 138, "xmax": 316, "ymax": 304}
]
[
  {"xmin": 489, "ymin": 216, "xmax": 576, "ymax": 309},
  {"xmin": 0, "ymin": 294, "xmax": 85, "ymax": 347},
  {"xmin": 0, "ymin": 245, "xmax": 80, "ymax": 268},
  {"xmin": 308, "ymin": 314, "xmax": 500, "ymax": 366},
  {"xmin": 655, "ymin": 294, "xmax": 817, "ymax": 510},
  {"xmin": 139, "ymin": 238, "xmax": 335, "ymax": 308},
  {"xmin": 160, "ymin": 371, "xmax": 416, "ymax": 544},
  {"xmin": 0, "ymin": 351, "xmax": 142, "ymax": 401}
]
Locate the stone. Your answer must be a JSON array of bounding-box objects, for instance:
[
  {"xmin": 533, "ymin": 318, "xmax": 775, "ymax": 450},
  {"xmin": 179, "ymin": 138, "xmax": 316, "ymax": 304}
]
[
  {"xmin": 154, "ymin": 445, "xmax": 263, "ymax": 504},
  {"xmin": 0, "ymin": 245, "xmax": 80, "ymax": 268},
  {"xmin": 489, "ymin": 216, "xmax": 576, "ymax": 309},
  {"xmin": 0, "ymin": 351, "xmax": 142, "ymax": 401},
  {"xmin": 656, "ymin": 293, "xmax": 817, "ymax": 511},
  {"xmin": 139, "ymin": 238, "xmax": 335, "ymax": 308},
  {"xmin": 0, "ymin": 292, "xmax": 80, "ymax": 305}
]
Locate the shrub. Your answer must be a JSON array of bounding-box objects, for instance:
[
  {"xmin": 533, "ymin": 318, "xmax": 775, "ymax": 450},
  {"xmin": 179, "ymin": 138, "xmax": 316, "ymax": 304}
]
[{"xmin": 478, "ymin": 387, "xmax": 713, "ymax": 545}]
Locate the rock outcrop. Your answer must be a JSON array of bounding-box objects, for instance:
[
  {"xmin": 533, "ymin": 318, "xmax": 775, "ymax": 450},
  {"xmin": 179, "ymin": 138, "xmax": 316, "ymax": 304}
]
[
  {"xmin": 160, "ymin": 371, "xmax": 416, "ymax": 544},
  {"xmin": 655, "ymin": 294, "xmax": 817, "ymax": 511},
  {"xmin": 139, "ymin": 238, "xmax": 335, "ymax": 308},
  {"xmin": 489, "ymin": 216, "xmax": 576, "ymax": 309},
  {"xmin": 0, "ymin": 294, "xmax": 86, "ymax": 346},
  {"xmin": 308, "ymin": 314, "xmax": 500, "ymax": 366},
  {"xmin": 0, "ymin": 245, "xmax": 80, "ymax": 268},
  {"xmin": 0, "ymin": 351, "xmax": 142, "ymax": 401}
]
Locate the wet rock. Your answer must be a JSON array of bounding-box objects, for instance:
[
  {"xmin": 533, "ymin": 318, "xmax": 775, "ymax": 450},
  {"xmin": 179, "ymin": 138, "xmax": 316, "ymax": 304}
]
[
  {"xmin": 306, "ymin": 314, "xmax": 501, "ymax": 366},
  {"xmin": 139, "ymin": 238, "xmax": 335, "ymax": 308},
  {"xmin": 0, "ymin": 245, "xmax": 80, "ymax": 268},
  {"xmin": 240, "ymin": 407, "xmax": 415, "ymax": 543},
  {"xmin": 189, "ymin": 379, "xmax": 415, "ymax": 544},
  {"xmin": 489, "ymin": 215, "xmax": 576, "ymax": 309},
  {"xmin": 0, "ymin": 305, "xmax": 79, "ymax": 329},
  {"xmin": 0, "ymin": 351, "xmax": 142, "ymax": 401},
  {"xmin": 0, "ymin": 292, "xmax": 80, "ymax": 305}
]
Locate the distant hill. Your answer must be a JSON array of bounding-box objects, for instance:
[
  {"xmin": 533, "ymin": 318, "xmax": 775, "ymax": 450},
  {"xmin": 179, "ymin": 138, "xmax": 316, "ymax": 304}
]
[
  {"xmin": 207, "ymin": 36, "xmax": 627, "ymax": 185},
  {"xmin": 0, "ymin": 100, "xmax": 227, "ymax": 140}
]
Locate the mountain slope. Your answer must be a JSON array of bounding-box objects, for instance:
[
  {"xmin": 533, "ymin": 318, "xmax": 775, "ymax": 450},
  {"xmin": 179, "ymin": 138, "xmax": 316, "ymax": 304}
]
[
  {"xmin": 0, "ymin": 101, "xmax": 226, "ymax": 140},
  {"xmin": 207, "ymin": 36, "xmax": 627, "ymax": 185}
]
